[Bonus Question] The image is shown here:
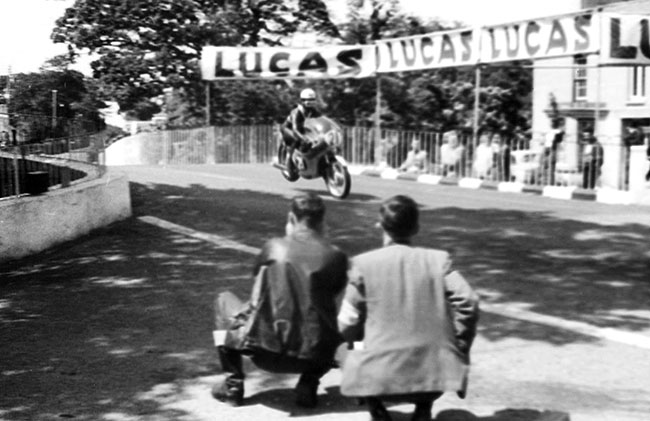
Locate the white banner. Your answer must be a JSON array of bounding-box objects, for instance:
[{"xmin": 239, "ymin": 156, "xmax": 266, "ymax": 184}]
[
  {"xmin": 376, "ymin": 28, "xmax": 478, "ymax": 72},
  {"xmin": 480, "ymin": 12, "xmax": 598, "ymax": 62},
  {"xmin": 601, "ymin": 13, "xmax": 650, "ymax": 65},
  {"xmin": 201, "ymin": 11, "xmax": 650, "ymax": 80},
  {"xmin": 201, "ymin": 45, "xmax": 377, "ymax": 79}
]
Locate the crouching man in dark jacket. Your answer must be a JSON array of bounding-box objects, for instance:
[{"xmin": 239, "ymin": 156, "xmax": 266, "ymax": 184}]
[{"xmin": 213, "ymin": 193, "xmax": 348, "ymax": 408}]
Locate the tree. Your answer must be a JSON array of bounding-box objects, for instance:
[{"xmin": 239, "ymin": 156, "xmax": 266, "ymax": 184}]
[
  {"xmin": 40, "ymin": 53, "xmax": 78, "ymax": 73},
  {"xmin": 7, "ymin": 70, "xmax": 105, "ymax": 142},
  {"xmin": 48, "ymin": 1, "xmax": 533, "ymax": 134},
  {"xmin": 477, "ymin": 62, "xmax": 532, "ymax": 136},
  {"xmin": 51, "ymin": 0, "xmax": 340, "ymax": 116},
  {"xmin": 335, "ymin": 0, "xmax": 471, "ymax": 131}
]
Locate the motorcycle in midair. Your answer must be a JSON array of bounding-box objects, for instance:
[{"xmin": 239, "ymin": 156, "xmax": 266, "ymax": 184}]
[{"xmin": 273, "ymin": 116, "xmax": 351, "ymax": 199}]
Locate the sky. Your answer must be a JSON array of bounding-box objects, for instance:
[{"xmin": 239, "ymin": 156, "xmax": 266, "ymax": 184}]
[
  {"xmin": 0, "ymin": 0, "xmax": 581, "ymax": 75},
  {"xmin": 0, "ymin": 0, "xmax": 75, "ymax": 74}
]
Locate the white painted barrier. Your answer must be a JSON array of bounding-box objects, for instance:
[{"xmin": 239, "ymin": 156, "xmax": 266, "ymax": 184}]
[{"xmin": 0, "ymin": 170, "xmax": 132, "ymax": 264}]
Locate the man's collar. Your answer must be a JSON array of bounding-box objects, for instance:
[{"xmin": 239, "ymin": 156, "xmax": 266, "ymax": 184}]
[
  {"xmin": 384, "ymin": 237, "xmax": 412, "ymax": 247},
  {"xmin": 289, "ymin": 225, "xmax": 321, "ymax": 239}
]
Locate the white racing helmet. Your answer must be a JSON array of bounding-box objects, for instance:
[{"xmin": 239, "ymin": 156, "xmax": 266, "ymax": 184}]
[{"xmin": 300, "ymin": 88, "xmax": 317, "ymax": 101}]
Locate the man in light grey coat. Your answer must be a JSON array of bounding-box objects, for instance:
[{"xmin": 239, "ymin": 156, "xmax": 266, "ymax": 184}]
[{"xmin": 337, "ymin": 195, "xmax": 479, "ymax": 421}]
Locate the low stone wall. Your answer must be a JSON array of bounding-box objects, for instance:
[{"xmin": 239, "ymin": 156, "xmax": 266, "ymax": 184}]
[{"xmin": 0, "ymin": 169, "xmax": 132, "ymax": 264}]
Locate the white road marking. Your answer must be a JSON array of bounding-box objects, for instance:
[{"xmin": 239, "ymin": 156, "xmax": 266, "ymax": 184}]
[
  {"xmin": 138, "ymin": 216, "xmax": 259, "ymax": 255},
  {"xmin": 139, "ymin": 215, "xmax": 650, "ymax": 350},
  {"xmin": 480, "ymin": 302, "xmax": 650, "ymax": 350},
  {"xmin": 156, "ymin": 167, "xmax": 245, "ymax": 181}
]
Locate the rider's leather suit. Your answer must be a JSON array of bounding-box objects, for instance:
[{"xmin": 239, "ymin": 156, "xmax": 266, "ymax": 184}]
[{"xmin": 281, "ymin": 104, "xmax": 321, "ymax": 153}]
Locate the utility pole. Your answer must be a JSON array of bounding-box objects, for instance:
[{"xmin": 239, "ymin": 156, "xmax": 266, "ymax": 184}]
[
  {"xmin": 374, "ymin": 76, "xmax": 381, "ymax": 143},
  {"xmin": 370, "ymin": 2, "xmax": 387, "ymax": 163},
  {"xmin": 6, "ymin": 66, "xmax": 12, "ymax": 142},
  {"xmin": 52, "ymin": 89, "xmax": 58, "ymax": 131},
  {"xmin": 473, "ymin": 66, "xmax": 481, "ymax": 145},
  {"xmin": 5, "ymin": 66, "xmax": 10, "ymax": 112},
  {"xmin": 205, "ymin": 83, "xmax": 210, "ymax": 126}
]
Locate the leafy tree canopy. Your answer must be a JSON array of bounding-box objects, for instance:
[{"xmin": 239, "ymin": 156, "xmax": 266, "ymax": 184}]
[
  {"xmin": 52, "ymin": 0, "xmax": 340, "ymax": 113},
  {"xmin": 7, "ymin": 70, "xmax": 106, "ymax": 142},
  {"xmin": 46, "ymin": 0, "xmax": 532, "ymax": 138}
]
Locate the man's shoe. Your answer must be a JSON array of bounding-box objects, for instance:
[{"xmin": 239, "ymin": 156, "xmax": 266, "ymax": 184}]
[
  {"xmin": 367, "ymin": 398, "xmax": 392, "ymax": 421},
  {"xmin": 212, "ymin": 378, "xmax": 244, "ymax": 407},
  {"xmin": 411, "ymin": 402, "xmax": 433, "ymax": 421},
  {"xmin": 294, "ymin": 379, "xmax": 318, "ymax": 408}
]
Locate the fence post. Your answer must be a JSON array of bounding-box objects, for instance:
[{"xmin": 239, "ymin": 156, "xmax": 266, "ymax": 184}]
[
  {"xmin": 162, "ymin": 130, "xmax": 171, "ymax": 164},
  {"xmin": 12, "ymin": 151, "xmax": 20, "ymax": 196},
  {"xmin": 373, "ymin": 127, "xmax": 383, "ymax": 167},
  {"xmin": 206, "ymin": 126, "xmax": 216, "ymax": 164},
  {"xmin": 249, "ymin": 126, "xmax": 255, "ymax": 163}
]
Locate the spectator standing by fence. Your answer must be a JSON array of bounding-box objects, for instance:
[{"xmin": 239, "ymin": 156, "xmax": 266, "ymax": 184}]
[
  {"xmin": 491, "ymin": 133, "xmax": 511, "ymax": 182},
  {"xmin": 373, "ymin": 134, "xmax": 392, "ymax": 169},
  {"xmin": 398, "ymin": 138, "xmax": 428, "ymax": 174},
  {"xmin": 581, "ymin": 129, "xmax": 604, "ymax": 189},
  {"xmin": 440, "ymin": 131, "xmax": 463, "ymax": 177},
  {"xmin": 472, "ymin": 132, "xmax": 493, "ymax": 179},
  {"xmin": 0, "ymin": 131, "xmax": 9, "ymax": 149},
  {"xmin": 542, "ymin": 118, "xmax": 565, "ymax": 186}
]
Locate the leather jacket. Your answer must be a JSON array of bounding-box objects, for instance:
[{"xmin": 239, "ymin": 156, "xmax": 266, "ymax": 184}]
[
  {"xmin": 282, "ymin": 104, "xmax": 322, "ymax": 147},
  {"xmin": 225, "ymin": 227, "xmax": 348, "ymax": 362}
]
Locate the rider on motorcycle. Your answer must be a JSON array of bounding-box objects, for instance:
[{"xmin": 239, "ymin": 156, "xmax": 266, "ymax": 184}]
[{"xmin": 280, "ymin": 88, "xmax": 322, "ymax": 174}]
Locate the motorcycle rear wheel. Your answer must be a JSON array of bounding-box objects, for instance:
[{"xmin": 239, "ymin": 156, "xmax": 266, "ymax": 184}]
[{"xmin": 324, "ymin": 158, "xmax": 351, "ymax": 199}]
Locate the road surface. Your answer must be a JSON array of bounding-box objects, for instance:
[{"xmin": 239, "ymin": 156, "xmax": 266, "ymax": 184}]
[{"xmin": 1, "ymin": 164, "xmax": 649, "ymax": 421}]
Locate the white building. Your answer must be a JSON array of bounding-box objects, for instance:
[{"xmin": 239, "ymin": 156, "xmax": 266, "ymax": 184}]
[{"xmin": 531, "ymin": 0, "xmax": 650, "ymax": 191}]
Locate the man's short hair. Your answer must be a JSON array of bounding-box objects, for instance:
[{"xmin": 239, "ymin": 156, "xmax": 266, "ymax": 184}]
[
  {"xmin": 291, "ymin": 194, "xmax": 325, "ymax": 227},
  {"xmin": 443, "ymin": 130, "xmax": 457, "ymax": 140},
  {"xmin": 379, "ymin": 195, "xmax": 419, "ymax": 238}
]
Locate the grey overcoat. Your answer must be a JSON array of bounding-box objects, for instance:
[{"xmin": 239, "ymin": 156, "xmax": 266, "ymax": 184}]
[{"xmin": 338, "ymin": 243, "xmax": 479, "ymax": 397}]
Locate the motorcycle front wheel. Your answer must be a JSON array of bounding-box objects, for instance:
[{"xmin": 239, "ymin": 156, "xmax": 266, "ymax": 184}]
[{"xmin": 323, "ymin": 157, "xmax": 351, "ymax": 199}]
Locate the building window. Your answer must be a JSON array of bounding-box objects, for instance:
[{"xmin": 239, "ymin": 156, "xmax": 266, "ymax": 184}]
[
  {"xmin": 629, "ymin": 66, "xmax": 647, "ymax": 101},
  {"xmin": 573, "ymin": 56, "xmax": 588, "ymax": 101}
]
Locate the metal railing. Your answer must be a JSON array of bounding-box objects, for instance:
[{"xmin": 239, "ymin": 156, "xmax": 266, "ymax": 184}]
[
  {"xmin": 0, "ymin": 133, "xmax": 107, "ymax": 199},
  {"xmin": 128, "ymin": 125, "xmax": 633, "ymax": 191},
  {"xmin": 360, "ymin": 129, "xmax": 617, "ymax": 188}
]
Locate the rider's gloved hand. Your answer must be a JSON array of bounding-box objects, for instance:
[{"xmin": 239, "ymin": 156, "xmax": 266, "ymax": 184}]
[{"xmin": 299, "ymin": 141, "xmax": 312, "ymax": 154}]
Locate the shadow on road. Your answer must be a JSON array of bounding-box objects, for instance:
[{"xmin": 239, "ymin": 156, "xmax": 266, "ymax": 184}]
[
  {"xmin": 417, "ymin": 207, "xmax": 650, "ymax": 340},
  {"xmin": 246, "ymin": 386, "xmax": 568, "ymax": 421},
  {"xmin": 245, "ymin": 386, "xmax": 361, "ymax": 416},
  {"xmin": 129, "ymin": 180, "xmax": 650, "ymax": 342},
  {"xmin": 1, "ymin": 180, "xmax": 648, "ymax": 420},
  {"xmin": 295, "ymin": 186, "xmax": 380, "ymax": 202},
  {"xmin": 436, "ymin": 408, "xmax": 569, "ymax": 421}
]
